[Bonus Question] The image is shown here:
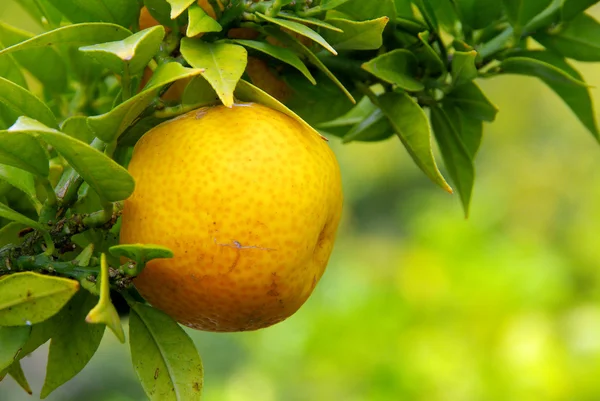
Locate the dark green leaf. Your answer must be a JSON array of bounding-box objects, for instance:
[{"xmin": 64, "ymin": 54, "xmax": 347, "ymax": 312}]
[
  {"xmin": 167, "ymin": 0, "xmax": 196, "ymax": 18},
  {"xmin": 0, "ymin": 272, "xmax": 79, "ymax": 326},
  {"xmin": 47, "ymin": 0, "xmax": 139, "ymax": 27},
  {"xmin": 500, "ymin": 56, "xmax": 587, "ymax": 86},
  {"xmin": 80, "ymin": 26, "xmax": 165, "ymax": 75},
  {"xmin": 417, "ymin": 31, "xmax": 446, "ymax": 76},
  {"xmin": 0, "ymin": 76, "xmax": 58, "ymax": 129},
  {"xmin": 130, "ymin": 303, "xmax": 203, "ymax": 401},
  {"xmin": 451, "ymin": 50, "xmax": 478, "ymax": 87},
  {"xmin": 0, "ymin": 326, "xmax": 31, "ymax": 371},
  {"xmin": 342, "ymin": 108, "xmax": 393, "ymax": 143},
  {"xmin": 446, "ymin": 81, "xmax": 498, "ymax": 122},
  {"xmin": 413, "ymin": 0, "xmax": 439, "ymax": 32},
  {"xmin": 187, "ymin": 2, "xmax": 222, "ymax": 37},
  {"xmin": 501, "ymin": 0, "xmax": 552, "ymax": 30},
  {"xmin": 335, "ymin": 0, "xmax": 396, "ymax": 20},
  {"xmin": 144, "ymin": 0, "xmax": 177, "ymax": 28},
  {"xmin": 535, "ymin": 13, "xmax": 600, "ymax": 61},
  {"xmin": 443, "ymin": 103, "xmax": 483, "ymax": 158},
  {"xmin": 378, "ymin": 92, "xmax": 452, "ymax": 192},
  {"xmin": 180, "ymin": 39, "xmax": 247, "ymax": 107},
  {"xmin": 232, "ymin": 39, "xmax": 315, "ymax": 84},
  {"xmin": 321, "ymin": 17, "xmax": 388, "ymax": 50},
  {"xmin": 0, "ymin": 165, "xmax": 42, "ymax": 212},
  {"xmin": 9, "ymin": 117, "xmax": 135, "ymax": 202},
  {"xmin": 317, "ymin": 95, "xmax": 378, "ymax": 128},
  {"xmin": 277, "ymin": 11, "xmax": 343, "ymax": 32},
  {"xmin": 0, "ymin": 23, "xmax": 67, "ymax": 93},
  {"xmin": 41, "ymin": 291, "xmax": 105, "ymax": 398},
  {"xmin": 362, "ymin": 49, "xmax": 424, "ymax": 91},
  {"xmin": 0, "ymin": 203, "xmax": 45, "ymax": 231},
  {"xmin": 6, "ymin": 361, "xmax": 32, "ymax": 395},
  {"xmin": 0, "ymin": 131, "xmax": 49, "ymax": 176},
  {"xmin": 454, "ymin": 0, "xmax": 503, "ymax": 29},
  {"xmin": 431, "ymin": 107, "xmax": 475, "ymax": 217},
  {"xmin": 561, "ymin": 0, "xmax": 600, "ymax": 21},
  {"xmin": 428, "ymin": 0, "xmax": 460, "ymax": 34}
]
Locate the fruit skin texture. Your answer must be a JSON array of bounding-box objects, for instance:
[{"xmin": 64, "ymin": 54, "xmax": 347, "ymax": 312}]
[{"xmin": 120, "ymin": 103, "xmax": 343, "ymax": 332}]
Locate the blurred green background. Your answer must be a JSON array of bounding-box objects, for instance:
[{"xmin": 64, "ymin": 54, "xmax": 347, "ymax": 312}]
[{"xmin": 2, "ymin": 3, "xmax": 600, "ymax": 401}]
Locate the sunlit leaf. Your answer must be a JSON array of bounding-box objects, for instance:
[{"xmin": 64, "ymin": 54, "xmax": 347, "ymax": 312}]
[
  {"xmin": 187, "ymin": 2, "xmax": 222, "ymax": 37},
  {"xmin": 167, "ymin": 0, "xmax": 196, "ymax": 18}
]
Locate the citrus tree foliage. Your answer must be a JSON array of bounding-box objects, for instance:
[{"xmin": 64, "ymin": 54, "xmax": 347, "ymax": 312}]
[{"xmin": 0, "ymin": 0, "xmax": 599, "ymax": 399}]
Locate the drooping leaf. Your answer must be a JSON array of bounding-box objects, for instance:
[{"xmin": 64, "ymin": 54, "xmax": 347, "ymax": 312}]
[
  {"xmin": 232, "ymin": 39, "xmax": 315, "ymax": 84},
  {"xmin": 0, "ymin": 131, "xmax": 49, "ymax": 176},
  {"xmin": 6, "ymin": 361, "xmax": 32, "ymax": 395},
  {"xmin": 130, "ymin": 303, "xmax": 204, "ymax": 401},
  {"xmin": 446, "ymin": 81, "xmax": 498, "ymax": 122},
  {"xmin": 187, "ymin": 2, "xmax": 222, "ymax": 37},
  {"xmin": 9, "ymin": 117, "xmax": 135, "ymax": 202},
  {"xmin": 79, "ymin": 26, "xmax": 166, "ymax": 75},
  {"xmin": 0, "ymin": 23, "xmax": 68, "ymax": 93},
  {"xmin": 88, "ymin": 62, "xmax": 205, "ymax": 142},
  {"xmin": 256, "ymin": 13, "xmax": 338, "ymax": 55},
  {"xmin": 0, "ymin": 326, "xmax": 31, "ymax": 371},
  {"xmin": 378, "ymin": 92, "xmax": 452, "ymax": 192},
  {"xmin": 430, "ymin": 107, "xmax": 475, "ymax": 217},
  {"xmin": 180, "ymin": 39, "xmax": 247, "ymax": 107},
  {"xmin": 0, "ymin": 76, "xmax": 57, "ymax": 129},
  {"xmin": 535, "ymin": 13, "xmax": 600, "ymax": 61},
  {"xmin": 41, "ymin": 290, "xmax": 105, "ymax": 398},
  {"xmin": 166, "ymin": 0, "xmax": 196, "ymax": 18},
  {"xmin": 362, "ymin": 49, "xmax": 424, "ymax": 92},
  {"xmin": 451, "ymin": 50, "xmax": 478, "ymax": 87},
  {"xmin": 0, "ymin": 272, "xmax": 79, "ymax": 326},
  {"xmin": 321, "ymin": 17, "xmax": 389, "ymax": 51}
]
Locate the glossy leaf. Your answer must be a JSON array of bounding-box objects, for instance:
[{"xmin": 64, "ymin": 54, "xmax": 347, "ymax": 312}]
[
  {"xmin": 0, "ymin": 165, "xmax": 42, "ymax": 212},
  {"xmin": 0, "ymin": 76, "xmax": 57, "ymax": 129},
  {"xmin": 47, "ymin": 0, "xmax": 139, "ymax": 27},
  {"xmin": 446, "ymin": 81, "xmax": 498, "ymax": 122},
  {"xmin": 277, "ymin": 12, "xmax": 343, "ymax": 32},
  {"xmin": 342, "ymin": 108, "xmax": 394, "ymax": 143},
  {"xmin": 335, "ymin": 0, "xmax": 396, "ymax": 20},
  {"xmin": 443, "ymin": 103, "xmax": 484, "ymax": 158},
  {"xmin": 167, "ymin": 0, "xmax": 196, "ymax": 18},
  {"xmin": 130, "ymin": 303, "xmax": 204, "ymax": 401},
  {"xmin": 451, "ymin": 50, "xmax": 478, "ymax": 87},
  {"xmin": 362, "ymin": 49, "xmax": 424, "ymax": 92},
  {"xmin": 180, "ymin": 39, "xmax": 247, "ymax": 107},
  {"xmin": 187, "ymin": 2, "xmax": 222, "ymax": 37},
  {"xmin": 61, "ymin": 116, "xmax": 95, "ymax": 144},
  {"xmin": 501, "ymin": 57, "xmax": 588, "ymax": 86},
  {"xmin": 501, "ymin": 0, "xmax": 552, "ymax": 29},
  {"xmin": 0, "ymin": 326, "xmax": 31, "ymax": 371},
  {"xmin": 321, "ymin": 17, "xmax": 388, "ymax": 50},
  {"xmin": 6, "ymin": 361, "xmax": 31, "ymax": 395},
  {"xmin": 561, "ymin": 0, "xmax": 600, "ymax": 21},
  {"xmin": 41, "ymin": 290, "xmax": 105, "ymax": 398},
  {"xmin": 89, "ymin": 62, "xmax": 204, "ymax": 142},
  {"xmin": 0, "ymin": 22, "xmax": 68, "ymax": 93},
  {"xmin": 535, "ymin": 13, "xmax": 600, "ymax": 61},
  {"xmin": 256, "ymin": 13, "xmax": 338, "ymax": 55},
  {"xmin": 0, "ymin": 203, "xmax": 45, "ymax": 231},
  {"xmin": 9, "ymin": 117, "xmax": 135, "ymax": 202},
  {"xmin": 506, "ymin": 50, "xmax": 599, "ymax": 139},
  {"xmin": 431, "ymin": 107, "xmax": 475, "ymax": 217},
  {"xmin": 0, "ymin": 272, "xmax": 79, "ymax": 326},
  {"xmin": 80, "ymin": 26, "xmax": 166, "ymax": 75},
  {"xmin": 232, "ymin": 39, "xmax": 315, "ymax": 84},
  {"xmin": 378, "ymin": 92, "xmax": 452, "ymax": 193},
  {"xmin": 0, "ymin": 131, "xmax": 49, "ymax": 176}
]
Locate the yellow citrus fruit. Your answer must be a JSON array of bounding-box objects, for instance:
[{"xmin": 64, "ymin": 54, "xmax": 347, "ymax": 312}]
[{"xmin": 120, "ymin": 103, "xmax": 343, "ymax": 331}]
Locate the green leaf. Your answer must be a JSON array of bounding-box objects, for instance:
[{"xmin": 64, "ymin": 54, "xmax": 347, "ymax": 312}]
[
  {"xmin": 0, "ymin": 272, "xmax": 79, "ymax": 326},
  {"xmin": 47, "ymin": 0, "xmax": 139, "ymax": 27},
  {"xmin": 561, "ymin": 0, "xmax": 600, "ymax": 21},
  {"xmin": 18, "ymin": 313, "xmax": 63, "ymax": 358},
  {"xmin": 454, "ymin": 0, "xmax": 503, "ymax": 29},
  {"xmin": 428, "ymin": 0, "xmax": 461, "ymax": 34},
  {"xmin": 6, "ymin": 361, "xmax": 32, "ymax": 395},
  {"xmin": 321, "ymin": 17, "xmax": 388, "ymax": 50},
  {"xmin": 232, "ymin": 39, "xmax": 315, "ymax": 84},
  {"xmin": 0, "ymin": 165, "xmax": 42, "ymax": 212},
  {"xmin": 187, "ymin": 2, "xmax": 222, "ymax": 37},
  {"xmin": 446, "ymin": 81, "xmax": 498, "ymax": 122},
  {"xmin": 342, "ymin": 108, "xmax": 394, "ymax": 143},
  {"xmin": 430, "ymin": 107, "xmax": 475, "ymax": 217},
  {"xmin": 335, "ymin": 0, "xmax": 396, "ymax": 20},
  {"xmin": 80, "ymin": 26, "xmax": 166, "ymax": 75},
  {"xmin": 451, "ymin": 50, "xmax": 478, "ymax": 87},
  {"xmin": 256, "ymin": 13, "xmax": 338, "ymax": 55},
  {"xmin": 413, "ymin": 0, "xmax": 439, "ymax": 32},
  {"xmin": 234, "ymin": 79, "xmax": 328, "ymax": 140},
  {"xmin": 9, "ymin": 117, "xmax": 135, "ymax": 202},
  {"xmin": 535, "ymin": 13, "xmax": 600, "ymax": 61},
  {"xmin": 500, "ymin": 56, "xmax": 588, "ymax": 86},
  {"xmin": 378, "ymin": 92, "xmax": 452, "ymax": 192},
  {"xmin": 0, "ymin": 222, "xmax": 26, "ymax": 247},
  {"xmin": 0, "ymin": 23, "xmax": 132, "ymax": 57},
  {"xmin": 182, "ymin": 76, "xmax": 219, "ymax": 105},
  {"xmin": 0, "ymin": 203, "xmax": 46, "ymax": 231},
  {"xmin": 277, "ymin": 11, "xmax": 343, "ymax": 32},
  {"xmin": 109, "ymin": 244, "xmax": 174, "ymax": 265},
  {"xmin": 14, "ymin": 0, "xmax": 64, "ymax": 29},
  {"xmin": 144, "ymin": 0, "xmax": 177, "ymax": 28},
  {"xmin": 443, "ymin": 103, "xmax": 483, "ymax": 158},
  {"xmin": 61, "ymin": 116, "xmax": 95, "ymax": 144},
  {"xmin": 501, "ymin": 0, "xmax": 552, "ymax": 30},
  {"xmin": 167, "ymin": 0, "xmax": 196, "ymax": 18},
  {"xmin": 362, "ymin": 49, "xmax": 424, "ymax": 92},
  {"xmin": 417, "ymin": 31, "xmax": 446, "ymax": 76},
  {"xmin": 0, "ymin": 76, "xmax": 58, "ymax": 129},
  {"xmin": 0, "ymin": 326, "xmax": 31, "ymax": 371},
  {"xmin": 317, "ymin": 95, "xmax": 378, "ymax": 128},
  {"xmin": 262, "ymin": 26, "xmax": 355, "ymax": 103},
  {"xmin": 0, "ymin": 131, "xmax": 49, "ymax": 176},
  {"xmin": 180, "ymin": 39, "xmax": 247, "ymax": 108},
  {"xmin": 130, "ymin": 303, "xmax": 204, "ymax": 401},
  {"xmin": 505, "ymin": 50, "xmax": 599, "ymax": 139},
  {"xmin": 89, "ymin": 62, "xmax": 205, "ymax": 142},
  {"xmin": 0, "ymin": 23, "xmax": 68, "ymax": 93},
  {"xmin": 40, "ymin": 290, "xmax": 105, "ymax": 399},
  {"xmin": 0, "ymin": 50, "xmax": 26, "ymax": 89}
]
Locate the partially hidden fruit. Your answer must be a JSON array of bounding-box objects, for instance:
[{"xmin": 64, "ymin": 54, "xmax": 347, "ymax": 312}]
[{"xmin": 120, "ymin": 103, "xmax": 343, "ymax": 331}]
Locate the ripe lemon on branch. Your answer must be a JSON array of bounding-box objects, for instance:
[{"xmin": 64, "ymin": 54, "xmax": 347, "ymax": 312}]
[{"xmin": 120, "ymin": 103, "xmax": 343, "ymax": 332}]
